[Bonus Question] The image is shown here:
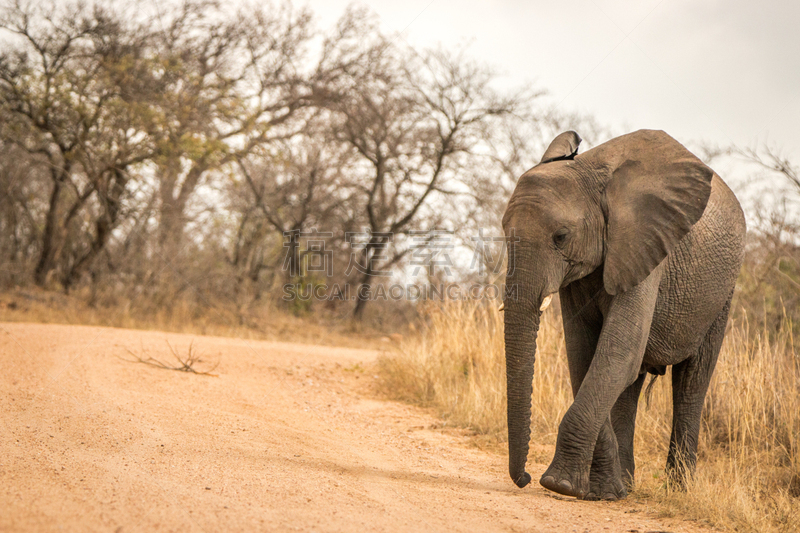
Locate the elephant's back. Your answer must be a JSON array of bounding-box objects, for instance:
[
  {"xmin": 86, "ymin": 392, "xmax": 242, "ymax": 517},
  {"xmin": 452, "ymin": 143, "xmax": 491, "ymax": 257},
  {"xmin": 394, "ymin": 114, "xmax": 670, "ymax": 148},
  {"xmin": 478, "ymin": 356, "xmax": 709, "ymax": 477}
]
[
  {"xmin": 685, "ymin": 173, "xmax": 746, "ymax": 272},
  {"xmin": 700, "ymin": 173, "xmax": 747, "ymax": 243},
  {"xmin": 646, "ymin": 174, "xmax": 746, "ymax": 364}
]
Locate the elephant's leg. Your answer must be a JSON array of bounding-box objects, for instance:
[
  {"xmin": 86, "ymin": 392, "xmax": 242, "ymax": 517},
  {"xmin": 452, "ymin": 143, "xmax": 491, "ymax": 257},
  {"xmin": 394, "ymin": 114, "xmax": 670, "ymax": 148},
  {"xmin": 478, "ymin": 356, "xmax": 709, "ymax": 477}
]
[
  {"xmin": 588, "ymin": 371, "xmax": 648, "ymax": 499},
  {"xmin": 585, "ymin": 417, "xmax": 626, "ymax": 501},
  {"xmin": 541, "ymin": 270, "xmax": 661, "ymax": 499},
  {"xmin": 667, "ymin": 300, "xmax": 730, "ymax": 486},
  {"xmin": 610, "ymin": 372, "xmax": 646, "ymax": 489},
  {"xmin": 559, "ymin": 287, "xmax": 625, "ymax": 500},
  {"xmin": 566, "ymin": 333, "xmax": 627, "ymax": 500}
]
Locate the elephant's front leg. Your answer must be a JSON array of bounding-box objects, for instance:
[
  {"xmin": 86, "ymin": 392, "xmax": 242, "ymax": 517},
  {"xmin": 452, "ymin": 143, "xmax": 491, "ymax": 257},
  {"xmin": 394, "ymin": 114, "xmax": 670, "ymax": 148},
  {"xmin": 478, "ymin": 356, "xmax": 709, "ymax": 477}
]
[
  {"xmin": 586, "ymin": 417, "xmax": 626, "ymax": 500},
  {"xmin": 559, "ymin": 293, "xmax": 625, "ymax": 500},
  {"xmin": 539, "ymin": 409, "xmax": 627, "ymax": 500},
  {"xmin": 541, "ymin": 271, "xmax": 661, "ymax": 499}
]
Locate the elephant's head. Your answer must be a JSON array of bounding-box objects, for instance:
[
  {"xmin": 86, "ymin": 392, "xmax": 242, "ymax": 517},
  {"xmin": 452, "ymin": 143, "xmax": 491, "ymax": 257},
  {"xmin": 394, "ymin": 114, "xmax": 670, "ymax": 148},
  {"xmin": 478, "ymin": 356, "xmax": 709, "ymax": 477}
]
[{"xmin": 502, "ymin": 129, "xmax": 713, "ymax": 488}]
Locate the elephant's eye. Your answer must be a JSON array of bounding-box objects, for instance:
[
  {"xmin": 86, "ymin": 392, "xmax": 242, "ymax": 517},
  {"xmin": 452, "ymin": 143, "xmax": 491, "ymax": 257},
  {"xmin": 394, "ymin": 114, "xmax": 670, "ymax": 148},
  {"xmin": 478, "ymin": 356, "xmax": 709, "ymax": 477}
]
[{"xmin": 553, "ymin": 228, "xmax": 569, "ymax": 247}]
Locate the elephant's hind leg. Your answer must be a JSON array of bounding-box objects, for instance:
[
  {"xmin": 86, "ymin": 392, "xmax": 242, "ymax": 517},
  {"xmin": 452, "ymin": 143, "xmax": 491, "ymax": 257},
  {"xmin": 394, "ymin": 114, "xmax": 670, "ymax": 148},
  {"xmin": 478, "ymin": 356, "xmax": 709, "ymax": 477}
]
[
  {"xmin": 611, "ymin": 372, "xmax": 647, "ymax": 489},
  {"xmin": 667, "ymin": 299, "xmax": 731, "ymax": 485}
]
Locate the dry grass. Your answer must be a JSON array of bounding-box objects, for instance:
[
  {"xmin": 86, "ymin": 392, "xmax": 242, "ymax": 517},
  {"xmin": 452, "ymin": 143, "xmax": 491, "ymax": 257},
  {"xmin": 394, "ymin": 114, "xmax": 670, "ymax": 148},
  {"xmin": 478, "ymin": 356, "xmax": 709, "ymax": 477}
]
[
  {"xmin": 378, "ymin": 300, "xmax": 800, "ymax": 533},
  {"xmin": 377, "ymin": 301, "xmax": 571, "ymax": 456},
  {"xmin": 0, "ymin": 287, "xmax": 389, "ymax": 349}
]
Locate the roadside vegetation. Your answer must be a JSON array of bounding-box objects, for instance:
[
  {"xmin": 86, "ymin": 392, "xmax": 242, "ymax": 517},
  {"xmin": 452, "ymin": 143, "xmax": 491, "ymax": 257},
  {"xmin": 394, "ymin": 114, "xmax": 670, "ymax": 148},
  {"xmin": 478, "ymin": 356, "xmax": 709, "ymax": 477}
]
[
  {"xmin": 0, "ymin": 285, "xmax": 387, "ymax": 349},
  {"xmin": 379, "ymin": 299, "xmax": 800, "ymax": 533}
]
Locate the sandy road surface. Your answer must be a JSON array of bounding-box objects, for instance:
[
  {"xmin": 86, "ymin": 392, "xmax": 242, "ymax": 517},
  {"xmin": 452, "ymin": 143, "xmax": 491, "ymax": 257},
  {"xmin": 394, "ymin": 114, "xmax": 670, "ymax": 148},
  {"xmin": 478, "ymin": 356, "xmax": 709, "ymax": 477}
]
[{"xmin": 0, "ymin": 323, "xmax": 712, "ymax": 532}]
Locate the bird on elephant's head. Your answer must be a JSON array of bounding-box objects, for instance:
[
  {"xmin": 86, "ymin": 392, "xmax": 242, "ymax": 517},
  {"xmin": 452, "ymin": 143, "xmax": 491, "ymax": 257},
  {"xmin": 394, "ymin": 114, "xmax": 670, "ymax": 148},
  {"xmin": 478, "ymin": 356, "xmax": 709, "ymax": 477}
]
[{"xmin": 501, "ymin": 130, "xmax": 744, "ymax": 500}]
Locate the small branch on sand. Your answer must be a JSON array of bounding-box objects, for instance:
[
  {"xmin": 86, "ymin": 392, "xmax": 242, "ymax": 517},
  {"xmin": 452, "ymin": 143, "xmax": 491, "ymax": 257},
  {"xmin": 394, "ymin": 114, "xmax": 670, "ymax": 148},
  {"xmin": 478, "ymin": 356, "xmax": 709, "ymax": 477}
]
[{"xmin": 120, "ymin": 340, "xmax": 219, "ymax": 376}]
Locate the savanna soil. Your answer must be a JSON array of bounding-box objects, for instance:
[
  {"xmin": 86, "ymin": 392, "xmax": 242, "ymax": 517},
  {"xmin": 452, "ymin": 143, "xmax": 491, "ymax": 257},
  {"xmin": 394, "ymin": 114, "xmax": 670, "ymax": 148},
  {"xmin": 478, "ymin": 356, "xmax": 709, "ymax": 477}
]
[{"xmin": 0, "ymin": 322, "xmax": 714, "ymax": 532}]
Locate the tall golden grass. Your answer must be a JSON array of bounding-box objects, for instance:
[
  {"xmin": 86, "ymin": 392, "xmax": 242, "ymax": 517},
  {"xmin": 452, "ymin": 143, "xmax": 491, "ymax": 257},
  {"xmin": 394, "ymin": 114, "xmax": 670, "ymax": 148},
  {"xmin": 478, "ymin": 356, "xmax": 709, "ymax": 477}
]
[{"xmin": 378, "ymin": 300, "xmax": 800, "ymax": 533}]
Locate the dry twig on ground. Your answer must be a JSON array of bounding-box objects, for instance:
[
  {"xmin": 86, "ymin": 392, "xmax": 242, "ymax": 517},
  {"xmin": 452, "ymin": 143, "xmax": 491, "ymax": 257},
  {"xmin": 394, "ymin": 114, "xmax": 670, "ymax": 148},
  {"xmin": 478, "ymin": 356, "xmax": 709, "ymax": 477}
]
[{"xmin": 121, "ymin": 340, "xmax": 218, "ymax": 376}]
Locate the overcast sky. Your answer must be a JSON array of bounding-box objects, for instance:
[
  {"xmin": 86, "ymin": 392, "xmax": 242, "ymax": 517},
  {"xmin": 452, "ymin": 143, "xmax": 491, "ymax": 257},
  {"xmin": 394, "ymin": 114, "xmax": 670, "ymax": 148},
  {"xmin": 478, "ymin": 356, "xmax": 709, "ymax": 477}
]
[{"xmin": 304, "ymin": 0, "xmax": 799, "ymax": 162}]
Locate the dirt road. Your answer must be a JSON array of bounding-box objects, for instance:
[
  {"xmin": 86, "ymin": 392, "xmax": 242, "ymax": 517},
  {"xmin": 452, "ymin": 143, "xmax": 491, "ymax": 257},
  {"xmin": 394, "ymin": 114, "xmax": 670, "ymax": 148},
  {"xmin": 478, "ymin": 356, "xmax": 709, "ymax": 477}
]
[{"xmin": 0, "ymin": 323, "xmax": 711, "ymax": 532}]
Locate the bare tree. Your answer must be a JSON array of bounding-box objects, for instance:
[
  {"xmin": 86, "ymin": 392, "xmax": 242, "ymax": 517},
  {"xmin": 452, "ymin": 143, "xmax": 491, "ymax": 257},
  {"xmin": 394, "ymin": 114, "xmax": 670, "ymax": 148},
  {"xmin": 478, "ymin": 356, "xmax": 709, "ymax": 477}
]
[
  {"xmin": 229, "ymin": 130, "xmax": 355, "ymax": 296},
  {"xmin": 702, "ymin": 143, "xmax": 800, "ymax": 335},
  {"xmin": 114, "ymin": 1, "xmax": 317, "ymax": 258},
  {"xmin": 737, "ymin": 145, "xmax": 800, "ymax": 199},
  {"xmin": 0, "ymin": 0, "xmax": 153, "ymax": 288},
  {"xmin": 0, "ymin": 0, "xmax": 603, "ymax": 330},
  {"xmin": 0, "ymin": 143, "xmax": 48, "ymax": 284},
  {"xmin": 324, "ymin": 43, "xmax": 524, "ymax": 317}
]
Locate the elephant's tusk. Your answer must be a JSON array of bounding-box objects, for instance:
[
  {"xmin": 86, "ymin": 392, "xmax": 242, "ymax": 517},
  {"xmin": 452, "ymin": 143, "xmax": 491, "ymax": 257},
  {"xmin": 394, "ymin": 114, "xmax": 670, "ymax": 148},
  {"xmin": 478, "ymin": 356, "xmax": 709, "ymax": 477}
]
[{"xmin": 499, "ymin": 296, "xmax": 551, "ymax": 312}]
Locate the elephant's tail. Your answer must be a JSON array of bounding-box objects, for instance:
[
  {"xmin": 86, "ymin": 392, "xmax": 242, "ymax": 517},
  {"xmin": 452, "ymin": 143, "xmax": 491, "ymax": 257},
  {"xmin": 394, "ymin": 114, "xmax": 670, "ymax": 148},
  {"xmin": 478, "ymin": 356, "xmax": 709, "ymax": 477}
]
[
  {"xmin": 644, "ymin": 374, "xmax": 659, "ymax": 408},
  {"xmin": 643, "ymin": 365, "xmax": 667, "ymax": 408}
]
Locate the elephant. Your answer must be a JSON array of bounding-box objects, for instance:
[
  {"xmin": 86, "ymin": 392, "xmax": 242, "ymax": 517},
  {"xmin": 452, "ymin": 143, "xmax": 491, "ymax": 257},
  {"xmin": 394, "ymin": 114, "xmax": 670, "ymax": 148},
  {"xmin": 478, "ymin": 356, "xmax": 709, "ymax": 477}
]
[{"xmin": 501, "ymin": 129, "xmax": 745, "ymax": 500}]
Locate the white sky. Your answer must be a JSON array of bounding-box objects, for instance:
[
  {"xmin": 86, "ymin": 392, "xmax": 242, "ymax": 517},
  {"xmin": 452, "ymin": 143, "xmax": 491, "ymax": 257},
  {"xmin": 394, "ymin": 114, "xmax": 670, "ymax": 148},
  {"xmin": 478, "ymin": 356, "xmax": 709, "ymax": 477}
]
[{"xmin": 303, "ymin": 0, "xmax": 800, "ymax": 162}]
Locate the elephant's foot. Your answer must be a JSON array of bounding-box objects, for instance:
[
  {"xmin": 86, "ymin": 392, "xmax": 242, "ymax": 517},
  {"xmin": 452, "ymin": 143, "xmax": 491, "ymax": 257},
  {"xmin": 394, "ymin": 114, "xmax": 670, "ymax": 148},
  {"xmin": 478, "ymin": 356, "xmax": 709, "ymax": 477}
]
[
  {"xmin": 620, "ymin": 457, "xmax": 636, "ymax": 491},
  {"xmin": 621, "ymin": 469, "xmax": 635, "ymax": 491},
  {"xmin": 665, "ymin": 461, "xmax": 693, "ymax": 490},
  {"xmin": 585, "ymin": 474, "xmax": 627, "ymax": 501},
  {"xmin": 665, "ymin": 469, "xmax": 688, "ymax": 490},
  {"xmin": 539, "ymin": 461, "xmax": 590, "ymax": 499},
  {"xmin": 666, "ymin": 449, "xmax": 696, "ymax": 490},
  {"xmin": 585, "ymin": 447, "xmax": 627, "ymax": 501}
]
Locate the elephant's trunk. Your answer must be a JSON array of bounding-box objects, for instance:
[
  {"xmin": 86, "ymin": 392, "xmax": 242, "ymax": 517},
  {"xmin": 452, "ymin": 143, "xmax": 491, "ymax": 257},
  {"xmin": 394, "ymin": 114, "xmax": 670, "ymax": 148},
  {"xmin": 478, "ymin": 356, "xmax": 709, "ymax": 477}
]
[{"xmin": 504, "ymin": 272, "xmax": 544, "ymax": 488}]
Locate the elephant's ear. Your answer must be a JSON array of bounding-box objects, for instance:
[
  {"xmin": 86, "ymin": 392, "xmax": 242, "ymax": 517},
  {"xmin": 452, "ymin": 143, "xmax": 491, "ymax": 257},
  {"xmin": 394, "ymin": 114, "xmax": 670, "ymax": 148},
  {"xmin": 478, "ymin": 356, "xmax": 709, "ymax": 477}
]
[
  {"xmin": 602, "ymin": 133, "xmax": 713, "ymax": 295},
  {"xmin": 540, "ymin": 131, "xmax": 582, "ymax": 164}
]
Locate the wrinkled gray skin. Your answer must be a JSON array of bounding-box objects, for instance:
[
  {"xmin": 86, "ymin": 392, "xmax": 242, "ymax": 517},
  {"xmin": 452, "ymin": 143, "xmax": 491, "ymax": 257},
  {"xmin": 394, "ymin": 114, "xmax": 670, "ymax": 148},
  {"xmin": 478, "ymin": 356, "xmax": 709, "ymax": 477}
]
[{"xmin": 503, "ymin": 130, "xmax": 745, "ymax": 500}]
